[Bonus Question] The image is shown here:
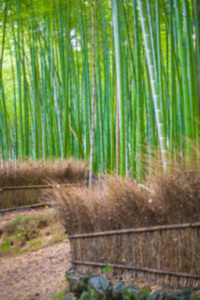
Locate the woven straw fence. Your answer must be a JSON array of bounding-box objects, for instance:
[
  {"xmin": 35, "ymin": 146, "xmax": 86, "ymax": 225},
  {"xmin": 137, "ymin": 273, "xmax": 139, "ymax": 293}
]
[
  {"xmin": 0, "ymin": 186, "xmax": 46, "ymax": 209},
  {"xmin": 69, "ymin": 223, "xmax": 200, "ymax": 288},
  {"xmin": 0, "ymin": 183, "xmax": 84, "ymax": 210},
  {"xmin": 0, "ymin": 159, "xmax": 87, "ymax": 209}
]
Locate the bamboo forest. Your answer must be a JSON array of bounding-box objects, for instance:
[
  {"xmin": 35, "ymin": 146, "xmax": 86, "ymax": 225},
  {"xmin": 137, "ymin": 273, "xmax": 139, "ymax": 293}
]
[{"xmin": 0, "ymin": 0, "xmax": 200, "ymax": 179}]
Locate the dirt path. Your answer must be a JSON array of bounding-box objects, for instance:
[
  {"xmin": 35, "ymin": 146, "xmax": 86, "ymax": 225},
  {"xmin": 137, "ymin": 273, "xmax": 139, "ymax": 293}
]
[{"xmin": 0, "ymin": 242, "xmax": 71, "ymax": 300}]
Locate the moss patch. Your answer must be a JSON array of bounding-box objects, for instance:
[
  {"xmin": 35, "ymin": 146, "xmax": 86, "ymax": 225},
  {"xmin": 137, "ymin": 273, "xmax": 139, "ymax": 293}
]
[{"xmin": 0, "ymin": 209, "xmax": 66, "ymax": 256}]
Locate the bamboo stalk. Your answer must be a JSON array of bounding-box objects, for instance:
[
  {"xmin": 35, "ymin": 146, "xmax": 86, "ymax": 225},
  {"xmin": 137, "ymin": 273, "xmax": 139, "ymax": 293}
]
[
  {"xmin": 133, "ymin": 0, "xmax": 144, "ymax": 181},
  {"xmin": 138, "ymin": 0, "xmax": 168, "ymax": 169},
  {"xmin": 89, "ymin": 0, "xmax": 96, "ymax": 188},
  {"xmin": 112, "ymin": 0, "xmax": 125, "ymax": 176},
  {"xmin": 0, "ymin": 0, "xmax": 9, "ymax": 160}
]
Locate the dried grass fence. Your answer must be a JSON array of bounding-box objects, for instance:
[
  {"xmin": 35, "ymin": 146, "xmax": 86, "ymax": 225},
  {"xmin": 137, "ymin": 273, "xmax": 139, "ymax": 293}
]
[
  {"xmin": 50, "ymin": 169, "xmax": 200, "ymax": 288},
  {"xmin": 0, "ymin": 159, "xmax": 87, "ymax": 209},
  {"xmin": 69, "ymin": 222, "xmax": 200, "ymax": 288}
]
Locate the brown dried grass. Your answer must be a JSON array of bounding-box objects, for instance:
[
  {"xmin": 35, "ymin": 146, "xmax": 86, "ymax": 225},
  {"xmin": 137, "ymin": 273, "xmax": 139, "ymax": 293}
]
[
  {"xmin": 145, "ymin": 161, "xmax": 200, "ymax": 225},
  {"xmin": 0, "ymin": 158, "xmax": 86, "ymax": 187},
  {"xmin": 52, "ymin": 175, "xmax": 158, "ymax": 235},
  {"xmin": 51, "ymin": 162, "xmax": 200, "ymax": 235}
]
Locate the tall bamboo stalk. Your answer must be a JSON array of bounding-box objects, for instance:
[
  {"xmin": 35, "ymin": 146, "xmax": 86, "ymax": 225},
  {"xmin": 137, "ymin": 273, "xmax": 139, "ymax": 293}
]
[
  {"xmin": 138, "ymin": 0, "xmax": 167, "ymax": 168},
  {"xmin": 89, "ymin": 0, "xmax": 96, "ymax": 187},
  {"xmin": 112, "ymin": 0, "xmax": 125, "ymax": 176},
  {"xmin": 0, "ymin": 0, "xmax": 9, "ymax": 160}
]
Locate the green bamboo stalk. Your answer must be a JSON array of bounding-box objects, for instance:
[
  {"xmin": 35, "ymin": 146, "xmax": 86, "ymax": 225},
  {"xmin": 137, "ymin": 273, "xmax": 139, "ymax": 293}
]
[
  {"xmin": 194, "ymin": 0, "xmax": 200, "ymax": 110},
  {"xmin": 183, "ymin": 0, "xmax": 196, "ymax": 139},
  {"xmin": 89, "ymin": 0, "xmax": 96, "ymax": 187},
  {"xmin": 77, "ymin": 0, "xmax": 90, "ymax": 159},
  {"xmin": 112, "ymin": 0, "xmax": 125, "ymax": 176},
  {"xmin": 194, "ymin": 0, "xmax": 200, "ymax": 159},
  {"xmin": 99, "ymin": 3, "xmax": 111, "ymax": 172},
  {"xmin": 168, "ymin": 0, "xmax": 176, "ymax": 156},
  {"xmin": 156, "ymin": 0, "xmax": 166, "ymax": 142},
  {"xmin": 184, "ymin": 0, "xmax": 200, "ymax": 151},
  {"xmin": 133, "ymin": 0, "xmax": 144, "ymax": 181},
  {"xmin": 58, "ymin": 0, "xmax": 70, "ymax": 157},
  {"xmin": 174, "ymin": 0, "xmax": 192, "ymax": 157},
  {"xmin": 138, "ymin": 0, "xmax": 167, "ymax": 168},
  {"xmin": 0, "ymin": 0, "xmax": 9, "ymax": 160},
  {"xmin": 95, "ymin": 21, "xmax": 104, "ymax": 172}
]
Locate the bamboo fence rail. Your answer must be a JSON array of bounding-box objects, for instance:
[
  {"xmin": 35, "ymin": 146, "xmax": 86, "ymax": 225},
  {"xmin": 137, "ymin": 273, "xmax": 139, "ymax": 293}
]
[
  {"xmin": 0, "ymin": 183, "xmax": 84, "ymax": 192},
  {"xmin": 72, "ymin": 261, "xmax": 200, "ymax": 279},
  {"xmin": 69, "ymin": 222, "xmax": 200, "ymax": 238},
  {"xmin": 0, "ymin": 202, "xmax": 52, "ymax": 214}
]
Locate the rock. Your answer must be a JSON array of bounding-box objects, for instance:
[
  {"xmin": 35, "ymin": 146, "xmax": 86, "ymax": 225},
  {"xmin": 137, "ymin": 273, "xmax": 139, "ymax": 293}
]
[
  {"xmin": 67, "ymin": 275, "xmax": 89, "ymax": 294},
  {"xmin": 65, "ymin": 284, "xmax": 71, "ymax": 294},
  {"xmin": 63, "ymin": 294, "xmax": 76, "ymax": 300},
  {"xmin": 65, "ymin": 267, "xmax": 89, "ymax": 295},
  {"xmin": 65, "ymin": 267, "xmax": 76, "ymax": 279},
  {"xmin": 88, "ymin": 276, "xmax": 112, "ymax": 300},
  {"xmin": 112, "ymin": 281, "xmax": 126, "ymax": 300}
]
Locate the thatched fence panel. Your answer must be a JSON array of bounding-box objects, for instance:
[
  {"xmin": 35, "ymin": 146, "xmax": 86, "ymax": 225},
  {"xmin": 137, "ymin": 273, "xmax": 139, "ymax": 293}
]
[
  {"xmin": 0, "ymin": 188, "xmax": 44, "ymax": 209},
  {"xmin": 69, "ymin": 223, "xmax": 200, "ymax": 288},
  {"xmin": 0, "ymin": 184, "xmax": 82, "ymax": 209},
  {"xmin": 0, "ymin": 159, "xmax": 87, "ymax": 209}
]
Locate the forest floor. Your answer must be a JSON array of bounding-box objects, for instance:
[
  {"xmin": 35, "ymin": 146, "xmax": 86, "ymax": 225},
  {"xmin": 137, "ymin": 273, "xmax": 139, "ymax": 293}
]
[{"xmin": 0, "ymin": 209, "xmax": 71, "ymax": 300}]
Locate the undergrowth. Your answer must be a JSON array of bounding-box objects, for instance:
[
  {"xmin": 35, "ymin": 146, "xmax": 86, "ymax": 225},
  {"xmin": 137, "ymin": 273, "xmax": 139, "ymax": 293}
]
[
  {"xmin": 0, "ymin": 210, "xmax": 66, "ymax": 256},
  {"xmin": 50, "ymin": 159, "xmax": 200, "ymax": 235}
]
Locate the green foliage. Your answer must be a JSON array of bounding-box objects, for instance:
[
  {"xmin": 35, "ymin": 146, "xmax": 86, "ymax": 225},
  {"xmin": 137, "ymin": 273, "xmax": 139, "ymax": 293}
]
[
  {"xmin": 0, "ymin": 210, "xmax": 66, "ymax": 256},
  {"xmin": 147, "ymin": 291, "xmax": 162, "ymax": 300},
  {"xmin": 163, "ymin": 288, "xmax": 195, "ymax": 300},
  {"xmin": 0, "ymin": 0, "xmax": 200, "ymax": 178},
  {"xmin": 112, "ymin": 281, "xmax": 125, "ymax": 299},
  {"xmin": 1, "ymin": 238, "xmax": 10, "ymax": 251},
  {"xmin": 141, "ymin": 286, "xmax": 151, "ymax": 298},
  {"xmin": 88, "ymin": 277, "xmax": 112, "ymax": 299},
  {"xmin": 101, "ymin": 265, "xmax": 114, "ymax": 272},
  {"xmin": 13, "ymin": 215, "xmax": 23, "ymax": 225},
  {"xmin": 50, "ymin": 289, "xmax": 66, "ymax": 300},
  {"xmin": 121, "ymin": 284, "xmax": 140, "ymax": 300}
]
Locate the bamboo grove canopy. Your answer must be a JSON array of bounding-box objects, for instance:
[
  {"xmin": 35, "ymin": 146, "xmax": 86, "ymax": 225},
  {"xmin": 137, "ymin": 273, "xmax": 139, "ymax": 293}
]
[{"xmin": 0, "ymin": 0, "xmax": 200, "ymax": 179}]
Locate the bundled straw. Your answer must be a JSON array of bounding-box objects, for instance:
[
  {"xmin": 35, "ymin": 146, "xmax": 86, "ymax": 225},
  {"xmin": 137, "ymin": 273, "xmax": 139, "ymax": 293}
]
[
  {"xmin": 0, "ymin": 158, "xmax": 87, "ymax": 186},
  {"xmin": 51, "ymin": 166, "xmax": 200, "ymax": 235},
  {"xmin": 145, "ymin": 163, "xmax": 200, "ymax": 225},
  {"xmin": 51, "ymin": 175, "xmax": 157, "ymax": 235}
]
